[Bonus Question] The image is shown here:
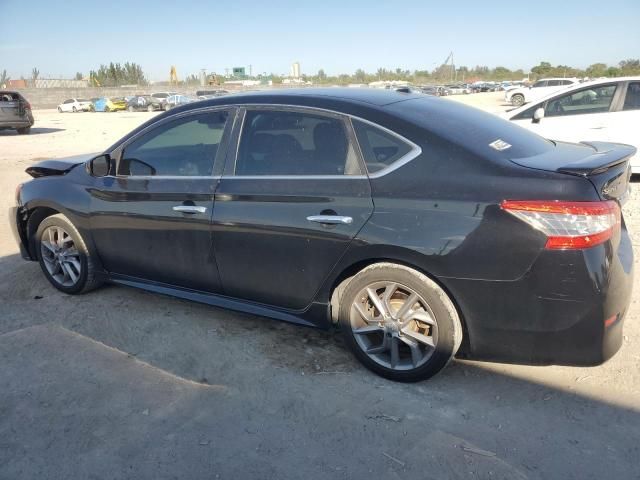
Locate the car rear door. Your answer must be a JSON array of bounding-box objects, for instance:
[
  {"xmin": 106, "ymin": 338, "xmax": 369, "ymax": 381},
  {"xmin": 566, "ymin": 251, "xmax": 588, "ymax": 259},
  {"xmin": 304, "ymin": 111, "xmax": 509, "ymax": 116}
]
[
  {"xmin": 88, "ymin": 107, "xmax": 235, "ymax": 293},
  {"xmin": 211, "ymin": 106, "xmax": 374, "ymax": 310},
  {"xmin": 512, "ymin": 83, "xmax": 621, "ymax": 144}
]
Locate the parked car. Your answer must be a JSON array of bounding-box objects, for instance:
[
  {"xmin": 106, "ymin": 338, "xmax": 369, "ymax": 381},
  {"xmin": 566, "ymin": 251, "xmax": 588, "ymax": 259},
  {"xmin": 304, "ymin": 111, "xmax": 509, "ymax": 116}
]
[
  {"xmin": 505, "ymin": 76, "xmax": 640, "ymax": 174},
  {"xmin": 150, "ymin": 92, "xmax": 177, "ymax": 110},
  {"xmin": 10, "ymin": 88, "xmax": 634, "ymax": 382},
  {"xmin": 165, "ymin": 94, "xmax": 198, "ymax": 109},
  {"xmin": 419, "ymin": 86, "xmax": 441, "ymax": 96},
  {"xmin": 91, "ymin": 97, "xmax": 127, "ymax": 112},
  {"xmin": 0, "ymin": 91, "xmax": 34, "ymax": 134},
  {"xmin": 196, "ymin": 89, "xmax": 229, "ymax": 98},
  {"xmin": 445, "ymin": 84, "xmax": 471, "ymax": 95},
  {"xmin": 126, "ymin": 95, "xmax": 164, "ymax": 112},
  {"xmin": 57, "ymin": 98, "xmax": 92, "ymax": 113},
  {"xmin": 505, "ymin": 78, "xmax": 578, "ymax": 106}
]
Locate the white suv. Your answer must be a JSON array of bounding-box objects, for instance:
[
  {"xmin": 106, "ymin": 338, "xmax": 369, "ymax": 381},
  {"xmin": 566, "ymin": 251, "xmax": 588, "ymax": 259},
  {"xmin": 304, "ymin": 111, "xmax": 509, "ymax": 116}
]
[
  {"xmin": 504, "ymin": 77, "xmax": 640, "ymax": 174},
  {"xmin": 505, "ymin": 78, "xmax": 578, "ymax": 106}
]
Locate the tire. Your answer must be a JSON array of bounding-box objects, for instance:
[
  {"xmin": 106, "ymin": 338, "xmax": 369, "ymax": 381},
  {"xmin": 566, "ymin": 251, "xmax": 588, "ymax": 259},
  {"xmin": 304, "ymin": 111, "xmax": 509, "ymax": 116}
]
[
  {"xmin": 105, "ymin": 106, "xmax": 110, "ymax": 112},
  {"xmin": 17, "ymin": 126, "xmax": 31, "ymax": 135},
  {"xmin": 511, "ymin": 94, "xmax": 525, "ymax": 106},
  {"xmin": 164, "ymin": 103, "xmax": 171, "ymax": 111},
  {"xmin": 35, "ymin": 213, "xmax": 103, "ymax": 295},
  {"xmin": 338, "ymin": 263, "xmax": 462, "ymax": 382},
  {"xmin": 128, "ymin": 105, "xmax": 135, "ymax": 112},
  {"xmin": 57, "ymin": 107, "xmax": 62, "ymax": 113},
  {"xmin": 147, "ymin": 104, "xmax": 154, "ymax": 112},
  {"xmin": 72, "ymin": 106, "xmax": 77, "ymax": 113}
]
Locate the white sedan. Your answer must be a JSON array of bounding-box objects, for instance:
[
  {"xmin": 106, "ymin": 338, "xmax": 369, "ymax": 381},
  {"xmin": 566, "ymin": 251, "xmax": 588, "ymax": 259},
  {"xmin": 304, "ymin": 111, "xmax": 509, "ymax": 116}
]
[
  {"xmin": 504, "ymin": 76, "xmax": 640, "ymax": 173},
  {"xmin": 57, "ymin": 98, "xmax": 92, "ymax": 113}
]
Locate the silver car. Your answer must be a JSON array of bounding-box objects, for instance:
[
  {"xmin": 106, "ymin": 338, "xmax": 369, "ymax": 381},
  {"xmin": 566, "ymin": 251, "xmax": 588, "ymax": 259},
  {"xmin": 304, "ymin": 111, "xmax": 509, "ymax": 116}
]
[{"xmin": 0, "ymin": 91, "xmax": 34, "ymax": 134}]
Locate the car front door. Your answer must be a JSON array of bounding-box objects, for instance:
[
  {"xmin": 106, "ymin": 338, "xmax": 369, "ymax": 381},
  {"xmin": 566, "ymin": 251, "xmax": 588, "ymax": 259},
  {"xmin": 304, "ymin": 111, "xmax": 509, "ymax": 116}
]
[
  {"xmin": 211, "ymin": 106, "xmax": 374, "ymax": 310},
  {"xmin": 88, "ymin": 107, "xmax": 235, "ymax": 292}
]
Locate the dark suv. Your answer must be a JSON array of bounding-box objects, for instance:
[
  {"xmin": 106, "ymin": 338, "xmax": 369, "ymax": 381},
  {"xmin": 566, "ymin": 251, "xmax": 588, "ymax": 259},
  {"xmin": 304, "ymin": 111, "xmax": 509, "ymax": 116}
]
[{"xmin": 0, "ymin": 91, "xmax": 34, "ymax": 134}]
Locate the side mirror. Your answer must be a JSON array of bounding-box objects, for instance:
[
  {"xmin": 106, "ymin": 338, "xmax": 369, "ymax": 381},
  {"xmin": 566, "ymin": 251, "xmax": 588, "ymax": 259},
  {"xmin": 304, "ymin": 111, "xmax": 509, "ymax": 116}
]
[
  {"xmin": 532, "ymin": 107, "xmax": 545, "ymax": 124},
  {"xmin": 89, "ymin": 154, "xmax": 112, "ymax": 177}
]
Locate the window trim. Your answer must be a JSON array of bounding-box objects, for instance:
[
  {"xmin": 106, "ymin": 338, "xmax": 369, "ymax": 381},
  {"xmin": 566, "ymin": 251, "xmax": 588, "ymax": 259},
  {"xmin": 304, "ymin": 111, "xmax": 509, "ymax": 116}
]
[
  {"xmin": 225, "ymin": 104, "xmax": 421, "ymax": 180},
  {"xmin": 110, "ymin": 105, "xmax": 236, "ymax": 179}
]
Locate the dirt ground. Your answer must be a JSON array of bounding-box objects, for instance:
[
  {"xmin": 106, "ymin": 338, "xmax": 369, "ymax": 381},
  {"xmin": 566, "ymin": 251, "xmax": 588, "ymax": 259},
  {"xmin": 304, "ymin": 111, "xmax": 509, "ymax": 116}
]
[{"xmin": 1, "ymin": 93, "xmax": 639, "ymax": 479}]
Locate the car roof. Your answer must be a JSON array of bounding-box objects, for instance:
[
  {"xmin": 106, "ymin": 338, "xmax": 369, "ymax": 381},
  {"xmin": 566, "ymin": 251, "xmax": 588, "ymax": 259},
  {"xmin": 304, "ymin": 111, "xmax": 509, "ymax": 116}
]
[
  {"xmin": 508, "ymin": 76, "xmax": 640, "ymax": 115},
  {"xmin": 189, "ymin": 88, "xmax": 425, "ymax": 109}
]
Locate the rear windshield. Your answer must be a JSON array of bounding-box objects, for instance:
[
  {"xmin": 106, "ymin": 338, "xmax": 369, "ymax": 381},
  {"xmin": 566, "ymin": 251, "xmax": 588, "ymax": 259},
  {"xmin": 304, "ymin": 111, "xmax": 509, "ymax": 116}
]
[
  {"xmin": 0, "ymin": 92, "xmax": 20, "ymax": 102},
  {"xmin": 388, "ymin": 97, "xmax": 554, "ymax": 161}
]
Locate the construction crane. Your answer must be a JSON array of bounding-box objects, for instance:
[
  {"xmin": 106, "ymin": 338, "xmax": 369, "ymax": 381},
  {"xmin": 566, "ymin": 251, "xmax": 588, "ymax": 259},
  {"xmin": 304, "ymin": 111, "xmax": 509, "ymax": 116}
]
[
  {"xmin": 440, "ymin": 51, "xmax": 455, "ymax": 82},
  {"xmin": 170, "ymin": 66, "xmax": 178, "ymax": 85}
]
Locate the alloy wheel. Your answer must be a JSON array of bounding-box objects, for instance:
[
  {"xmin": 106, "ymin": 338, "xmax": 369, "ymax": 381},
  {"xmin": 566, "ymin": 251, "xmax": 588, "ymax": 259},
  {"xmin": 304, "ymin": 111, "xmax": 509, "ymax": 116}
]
[
  {"xmin": 350, "ymin": 282, "xmax": 438, "ymax": 370},
  {"xmin": 40, "ymin": 226, "xmax": 82, "ymax": 287}
]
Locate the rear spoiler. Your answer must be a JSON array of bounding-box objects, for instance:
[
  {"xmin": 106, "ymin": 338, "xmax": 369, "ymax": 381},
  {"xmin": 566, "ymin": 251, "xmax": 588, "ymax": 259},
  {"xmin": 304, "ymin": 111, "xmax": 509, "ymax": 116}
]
[{"xmin": 557, "ymin": 142, "xmax": 636, "ymax": 177}]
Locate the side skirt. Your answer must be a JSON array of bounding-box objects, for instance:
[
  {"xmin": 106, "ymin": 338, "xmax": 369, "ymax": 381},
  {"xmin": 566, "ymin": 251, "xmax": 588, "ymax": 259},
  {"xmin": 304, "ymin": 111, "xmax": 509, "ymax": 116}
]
[{"xmin": 108, "ymin": 274, "xmax": 330, "ymax": 329}]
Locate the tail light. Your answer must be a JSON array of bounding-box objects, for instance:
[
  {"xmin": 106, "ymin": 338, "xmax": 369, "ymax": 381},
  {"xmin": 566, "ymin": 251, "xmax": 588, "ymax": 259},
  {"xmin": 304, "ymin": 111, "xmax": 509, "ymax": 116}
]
[{"xmin": 501, "ymin": 200, "xmax": 621, "ymax": 250}]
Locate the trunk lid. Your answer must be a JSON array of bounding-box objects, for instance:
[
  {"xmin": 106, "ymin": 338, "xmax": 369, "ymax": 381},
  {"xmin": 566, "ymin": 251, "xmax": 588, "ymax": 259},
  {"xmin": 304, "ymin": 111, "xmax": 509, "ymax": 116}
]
[
  {"xmin": 25, "ymin": 152, "xmax": 99, "ymax": 178},
  {"xmin": 510, "ymin": 141, "xmax": 635, "ymax": 203}
]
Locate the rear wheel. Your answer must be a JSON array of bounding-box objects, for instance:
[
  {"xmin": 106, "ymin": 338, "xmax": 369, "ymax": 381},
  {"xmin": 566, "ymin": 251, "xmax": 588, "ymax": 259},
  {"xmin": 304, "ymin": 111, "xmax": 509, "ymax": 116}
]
[
  {"xmin": 128, "ymin": 105, "xmax": 135, "ymax": 112},
  {"xmin": 105, "ymin": 106, "xmax": 110, "ymax": 112},
  {"xmin": 164, "ymin": 103, "xmax": 171, "ymax": 111},
  {"xmin": 338, "ymin": 263, "xmax": 462, "ymax": 382},
  {"xmin": 72, "ymin": 106, "xmax": 77, "ymax": 113},
  {"xmin": 511, "ymin": 94, "xmax": 525, "ymax": 106},
  {"xmin": 36, "ymin": 214, "xmax": 102, "ymax": 294},
  {"xmin": 17, "ymin": 126, "xmax": 31, "ymax": 135},
  {"xmin": 147, "ymin": 104, "xmax": 154, "ymax": 112},
  {"xmin": 57, "ymin": 107, "xmax": 62, "ymax": 113}
]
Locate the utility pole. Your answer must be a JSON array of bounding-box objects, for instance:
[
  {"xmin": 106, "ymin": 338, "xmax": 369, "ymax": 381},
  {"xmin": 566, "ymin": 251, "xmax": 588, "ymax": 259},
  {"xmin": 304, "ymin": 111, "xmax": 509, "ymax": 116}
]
[{"xmin": 249, "ymin": 64, "xmax": 252, "ymax": 77}]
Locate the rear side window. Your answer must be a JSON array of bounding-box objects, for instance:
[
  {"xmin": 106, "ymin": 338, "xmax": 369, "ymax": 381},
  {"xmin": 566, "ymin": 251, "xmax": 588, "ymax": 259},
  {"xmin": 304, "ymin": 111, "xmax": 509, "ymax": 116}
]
[
  {"xmin": 119, "ymin": 111, "xmax": 229, "ymax": 176},
  {"xmin": 623, "ymin": 82, "xmax": 640, "ymax": 111},
  {"xmin": 352, "ymin": 119, "xmax": 413, "ymax": 173},
  {"xmin": 235, "ymin": 110, "xmax": 361, "ymax": 176}
]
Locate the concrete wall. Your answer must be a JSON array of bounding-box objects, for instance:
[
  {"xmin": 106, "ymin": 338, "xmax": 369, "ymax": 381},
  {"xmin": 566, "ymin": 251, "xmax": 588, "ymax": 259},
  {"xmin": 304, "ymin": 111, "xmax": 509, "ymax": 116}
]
[{"xmin": 15, "ymin": 87, "xmax": 224, "ymax": 109}]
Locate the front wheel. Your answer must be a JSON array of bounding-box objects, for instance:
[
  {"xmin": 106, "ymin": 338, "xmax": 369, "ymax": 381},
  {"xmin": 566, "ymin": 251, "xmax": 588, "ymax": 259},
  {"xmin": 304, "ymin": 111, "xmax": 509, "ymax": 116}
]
[
  {"xmin": 511, "ymin": 94, "xmax": 525, "ymax": 106},
  {"xmin": 147, "ymin": 104, "xmax": 155, "ymax": 112},
  {"xmin": 17, "ymin": 126, "xmax": 31, "ymax": 134},
  {"xmin": 338, "ymin": 263, "xmax": 462, "ymax": 382},
  {"xmin": 128, "ymin": 105, "xmax": 135, "ymax": 112},
  {"xmin": 36, "ymin": 214, "xmax": 103, "ymax": 294},
  {"xmin": 57, "ymin": 107, "xmax": 62, "ymax": 113}
]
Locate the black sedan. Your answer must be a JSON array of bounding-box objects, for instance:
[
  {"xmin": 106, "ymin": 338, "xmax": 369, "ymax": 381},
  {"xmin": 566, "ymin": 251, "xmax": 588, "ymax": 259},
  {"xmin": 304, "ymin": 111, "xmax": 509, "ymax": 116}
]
[
  {"xmin": 126, "ymin": 95, "xmax": 163, "ymax": 112},
  {"xmin": 10, "ymin": 89, "xmax": 634, "ymax": 382}
]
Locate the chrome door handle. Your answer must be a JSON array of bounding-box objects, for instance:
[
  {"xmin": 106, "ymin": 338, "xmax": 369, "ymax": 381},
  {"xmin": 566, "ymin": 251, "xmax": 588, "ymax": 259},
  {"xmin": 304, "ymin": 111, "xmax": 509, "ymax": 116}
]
[
  {"xmin": 173, "ymin": 205, "xmax": 207, "ymax": 214},
  {"xmin": 306, "ymin": 215, "xmax": 353, "ymax": 225}
]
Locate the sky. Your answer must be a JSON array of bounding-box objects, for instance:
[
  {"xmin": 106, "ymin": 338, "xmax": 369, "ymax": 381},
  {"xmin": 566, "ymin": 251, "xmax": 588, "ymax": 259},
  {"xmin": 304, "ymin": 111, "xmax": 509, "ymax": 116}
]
[{"xmin": 1, "ymin": 0, "xmax": 639, "ymax": 82}]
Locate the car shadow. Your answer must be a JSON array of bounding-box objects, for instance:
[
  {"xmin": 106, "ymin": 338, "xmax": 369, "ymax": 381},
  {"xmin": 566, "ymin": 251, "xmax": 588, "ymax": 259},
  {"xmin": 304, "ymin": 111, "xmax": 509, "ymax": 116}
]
[
  {"xmin": 1, "ymin": 252, "xmax": 639, "ymax": 478},
  {"xmin": 0, "ymin": 127, "xmax": 65, "ymax": 136}
]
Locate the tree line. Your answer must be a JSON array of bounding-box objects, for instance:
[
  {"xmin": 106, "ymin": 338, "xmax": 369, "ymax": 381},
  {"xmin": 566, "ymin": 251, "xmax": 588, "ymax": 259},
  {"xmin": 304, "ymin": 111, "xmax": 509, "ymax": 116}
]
[
  {"xmin": 3, "ymin": 59, "xmax": 640, "ymax": 88},
  {"xmin": 273, "ymin": 59, "xmax": 640, "ymax": 85}
]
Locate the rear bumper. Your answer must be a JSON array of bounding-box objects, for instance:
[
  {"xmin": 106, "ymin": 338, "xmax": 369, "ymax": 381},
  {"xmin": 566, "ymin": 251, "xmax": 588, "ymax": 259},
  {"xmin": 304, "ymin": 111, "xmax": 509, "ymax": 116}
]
[
  {"xmin": 446, "ymin": 227, "xmax": 634, "ymax": 366},
  {"xmin": 0, "ymin": 118, "xmax": 33, "ymax": 128}
]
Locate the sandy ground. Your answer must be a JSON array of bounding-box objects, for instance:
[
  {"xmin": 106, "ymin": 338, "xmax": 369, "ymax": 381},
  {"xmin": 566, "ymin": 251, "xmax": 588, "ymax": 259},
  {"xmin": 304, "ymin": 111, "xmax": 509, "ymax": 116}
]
[{"xmin": 0, "ymin": 93, "xmax": 639, "ymax": 479}]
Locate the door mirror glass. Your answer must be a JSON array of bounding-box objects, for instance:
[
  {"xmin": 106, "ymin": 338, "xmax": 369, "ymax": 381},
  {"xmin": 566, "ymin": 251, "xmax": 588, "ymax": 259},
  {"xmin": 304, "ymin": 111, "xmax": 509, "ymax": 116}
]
[
  {"xmin": 533, "ymin": 107, "xmax": 545, "ymax": 122},
  {"xmin": 89, "ymin": 154, "xmax": 112, "ymax": 177}
]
